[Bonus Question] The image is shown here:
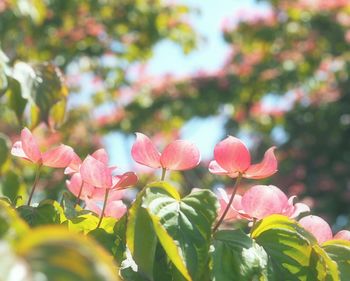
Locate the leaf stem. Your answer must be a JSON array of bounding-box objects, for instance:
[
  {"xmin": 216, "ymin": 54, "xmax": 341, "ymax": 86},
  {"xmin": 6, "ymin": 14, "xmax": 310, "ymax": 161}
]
[
  {"xmin": 96, "ymin": 188, "xmax": 110, "ymax": 229},
  {"xmin": 213, "ymin": 174, "xmax": 242, "ymax": 232},
  {"xmin": 27, "ymin": 164, "xmax": 42, "ymax": 206},
  {"xmin": 160, "ymin": 168, "xmax": 167, "ymax": 181}
]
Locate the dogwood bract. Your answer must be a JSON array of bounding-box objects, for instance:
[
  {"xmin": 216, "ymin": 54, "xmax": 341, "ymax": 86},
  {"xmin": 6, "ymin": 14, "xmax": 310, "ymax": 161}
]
[{"xmin": 209, "ymin": 136, "xmax": 277, "ymax": 179}]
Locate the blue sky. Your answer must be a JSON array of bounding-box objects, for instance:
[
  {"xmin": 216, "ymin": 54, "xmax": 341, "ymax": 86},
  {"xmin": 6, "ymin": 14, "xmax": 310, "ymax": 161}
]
[{"xmin": 105, "ymin": 0, "xmax": 267, "ymax": 169}]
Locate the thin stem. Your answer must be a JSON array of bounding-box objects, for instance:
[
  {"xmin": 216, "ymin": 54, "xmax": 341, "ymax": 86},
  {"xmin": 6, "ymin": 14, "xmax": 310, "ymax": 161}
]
[
  {"xmin": 75, "ymin": 181, "xmax": 84, "ymax": 207},
  {"xmin": 27, "ymin": 164, "xmax": 42, "ymax": 206},
  {"xmin": 213, "ymin": 174, "xmax": 242, "ymax": 232},
  {"xmin": 250, "ymin": 218, "xmax": 257, "ymax": 237},
  {"xmin": 160, "ymin": 168, "xmax": 167, "ymax": 181},
  {"xmin": 96, "ymin": 188, "xmax": 110, "ymax": 229}
]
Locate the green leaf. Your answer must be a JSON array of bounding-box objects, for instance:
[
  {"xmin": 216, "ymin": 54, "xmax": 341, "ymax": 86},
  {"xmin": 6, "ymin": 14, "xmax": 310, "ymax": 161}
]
[
  {"xmin": 67, "ymin": 213, "xmax": 100, "ymax": 234},
  {"xmin": 16, "ymin": 226, "xmax": 121, "ymax": 281},
  {"xmin": 17, "ymin": 199, "xmax": 66, "ymax": 227},
  {"xmin": 323, "ymin": 240, "xmax": 350, "ymax": 280},
  {"xmin": 0, "ymin": 171, "xmax": 25, "ymax": 203},
  {"xmin": 142, "ymin": 182, "xmax": 219, "ymax": 281},
  {"xmin": 5, "ymin": 76, "xmax": 27, "ymax": 121},
  {"xmin": 61, "ymin": 191, "xmax": 78, "ymax": 219},
  {"xmin": 0, "ymin": 133, "xmax": 10, "ymax": 169},
  {"xmin": 32, "ymin": 63, "xmax": 68, "ymax": 125},
  {"xmin": 12, "ymin": 61, "xmax": 67, "ymax": 126},
  {"xmin": 212, "ymin": 229, "xmax": 270, "ymax": 281},
  {"xmin": 0, "ymin": 200, "xmax": 29, "ymax": 244},
  {"xmin": 126, "ymin": 187, "xmax": 158, "ymax": 280},
  {"xmin": 252, "ymin": 215, "xmax": 339, "ymax": 281}
]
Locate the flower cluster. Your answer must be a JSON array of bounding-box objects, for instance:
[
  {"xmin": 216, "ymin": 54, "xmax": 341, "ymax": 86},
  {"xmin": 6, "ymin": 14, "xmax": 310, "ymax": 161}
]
[{"xmin": 10, "ymin": 128, "xmax": 350, "ymax": 242}]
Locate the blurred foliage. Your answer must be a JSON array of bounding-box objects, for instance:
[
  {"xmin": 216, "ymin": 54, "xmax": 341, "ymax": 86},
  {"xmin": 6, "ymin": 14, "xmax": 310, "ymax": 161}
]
[{"xmin": 0, "ymin": 0, "xmax": 350, "ymax": 227}]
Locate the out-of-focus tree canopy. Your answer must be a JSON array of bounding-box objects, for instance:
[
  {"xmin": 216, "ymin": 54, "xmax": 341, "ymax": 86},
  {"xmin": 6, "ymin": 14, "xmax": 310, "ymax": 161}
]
[
  {"xmin": 97, "ymin": 0, "xmax": 350, "ymax": 225},
  {"xmin": 1, "ymin": 0, "xmax": 350, "ymax": 226}
]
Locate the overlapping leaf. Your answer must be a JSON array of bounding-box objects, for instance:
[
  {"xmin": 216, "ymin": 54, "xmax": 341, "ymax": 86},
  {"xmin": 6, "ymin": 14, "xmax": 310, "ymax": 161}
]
[
  {"xmin": 141, "ymin": 182, "xmax": 219, "ymax": 281},
  {"xmin": 251, "ymin": 215, "xmax": 339, "ymax": 281},
  {"xmin": 212, "ymin": 229, "xmax": 271, "ymax": 281},
  {"xmin": 323, "ymin": 240, "xmax": 350, "ymax": 280}
]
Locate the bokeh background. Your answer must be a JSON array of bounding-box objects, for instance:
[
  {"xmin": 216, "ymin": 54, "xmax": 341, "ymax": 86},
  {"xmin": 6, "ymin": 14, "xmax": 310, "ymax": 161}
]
[{"xmin": 0, "ymin": 0, "xmax": 350, "ymax": 230}]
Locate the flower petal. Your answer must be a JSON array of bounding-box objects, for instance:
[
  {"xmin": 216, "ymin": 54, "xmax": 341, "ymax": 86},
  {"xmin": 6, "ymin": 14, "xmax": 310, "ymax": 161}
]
[
  {"xmin": 42, "ymin": 144, "xmax": 74, "ymax": 168},
  {"xmin": 20, "ymin": 127, "xmax": 41, "ymax": 163},
  {"xmin": 91, "ymin": 188, "xmax": 125, "ymax": 201},
  {"xmin": 214, "ymin": 136, "xmax": 251, "ymax": 174},
  {"xmin": 217, "ymin": 188, "xmax": 242, "ymax": 221},
  {"xmin": 84, "ymin": 196, "xmax": 102, "ymax": 216},
  {"xmin": 105, "ymin": 200, "xmax": 127, "ymax": 219},
  {"xmin": 333, "ymin": 230, "xmax": 350, "ymax": 241},
  {"xmin": 11, "ymin": 141, "xmax": 32, "ymax": 162},
  {"xmin": 160, "ymin": 140, "xmax": 200, "ymax": 171},
  {"xmin": 244, "ymin": 147, "xmax": 277, "ymax": 179},
  {"xmin": 112, "ymin": 172, "xmax": 138, "ymax": 189},
  {"xmin": 241, "ymin": 185, "xmax": 288, "ymax": 220},
  {"xmin": 80, "ymin": 155, "xmax": 112, "ymax": 188},
  {"xmin": 64, "ymin": 152, "xmax": 82, "ymax": 174},
  {"xmin": 299, "ymin": 215, "xmax": 333, "ymax": 244},
  {"xmin": 209, "ymin": 160, "xmax": 228, "ymax": 175},
  {"xmin": 91, "ymin": 148, "xmax": 109, "ymax": 165},
  {"xmin": 131, "ymin": 133, "xmax": 161, "ymax": 169},
  {"xmin": 284, "ymin": 196, "xmax": 310, "ymax": 218},
  {"xmin": 66, "ymin": 173, "xmax": 94, "ymax": 199}
]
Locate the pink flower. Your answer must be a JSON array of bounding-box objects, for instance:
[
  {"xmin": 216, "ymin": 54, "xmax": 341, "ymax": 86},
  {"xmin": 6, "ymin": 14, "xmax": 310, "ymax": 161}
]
[
  {"xmin": 131, "ymin": 132, "xmax": 200, "ymax": 171},
  {"xmin": 209, "ymin": 136, "xmax": 277, "ymax": 179},
  {"xmin": 65, "ymin": 173, "xmax": 95, "ymax": 199},
  {"xmin": 80, "ymin": 155, "xmax": 138, "ymax": 190},
  {"xmin": 299, "ymin": 215, "xmax": 350, "ymax": 244},
  {"xmin": 11, "ymin": 127, "xmax": 74, "ymax": 168},
  {"xmin": 85, "ymin": 189, "xmax": 127, "ymax": 219},
  {"xmin": 64, "ymin": 148, "xmax": 112, "ymax": 175},
  {"xmin": 218, "ymin": 185, "xmax": 309, "ymax": 221}
]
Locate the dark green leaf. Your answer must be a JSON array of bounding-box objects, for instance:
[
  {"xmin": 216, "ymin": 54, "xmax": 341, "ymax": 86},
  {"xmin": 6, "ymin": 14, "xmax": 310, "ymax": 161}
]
[
  {"xmin": 17, "ymin": 199, "xmax": 66, "ymax": 227},
  {"xmin": 0, "ymin": 133, "xmax": 10, "ymax": 168},
  {"xmin": 212, "ymin": 229, "xmax": 270, "ymax": 281},
  {"xmin": 0, "ymin": 171, "xmax": 22, "ymax": 203},
  {"xmin": 142, "ymin": 182, "xmax": 219, "ymax": 281},
  {"xmin": 126, "ymin": 187, "xmax": 158, "ymax": 280},
  {"xmin": 252, "ymin": 215, "xmax": 339, "ymax": 281},
  {"xmin": 323, "ymin": 240, "xmax": 350, "ymax": 280},
  {"xmin": 5, "ymin": 76, "xmax": 27, "ymax": 121}
]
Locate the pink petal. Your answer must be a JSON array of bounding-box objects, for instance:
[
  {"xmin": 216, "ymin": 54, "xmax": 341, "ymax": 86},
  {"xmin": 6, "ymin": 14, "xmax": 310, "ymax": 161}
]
[
  {"xmin": 244, "ymin": 147, "xmax": 278, "ymax": 179},
  {"xmin": 84, "ymin": 196, "xmax": 102, "ymax": 216},
  {"xmin": 11, "ymin": 141, "xmax": 32, "ymax": 162},
  {"xmin": 105, "ymin": 200, "xmax": 127, "ymax": 219},
  {"xmin": 91, "ymin": 148, "xmax": 109, "ymax": 165},
  {"xmin": 217, "ymin": 188, "xmax": 242, "ymax": 221},
  {"xmin": 66, "ymin": 173, "xmax": 95, "ymax": 199},
  {"xmin": 209, "ymin": 160, "xmax": 229, "ymax": 175},
  {"xmin": 91, "ymin": 188, "xmax": 125, "ymax": 201},
  {"xmin": 112, "ymin": 172, "xmax": 138, "ymax": 189},
  {"xmin": 42, "ymin": 144, "xmax": 74, "ymax": 168},
  {"xmin": 131, "ymin": 133, "xmax": 161, "ymax": 169},
  {"xmin": 299, "ymin": 215, "xmax": 333, "ymax": 244},
  {"xmin": 241, "ymin": 185, "xmax": 288, "ymax": 220},
  {"xmin": 284, "ymin": 195, "xmax": 310, "ymax": 218},
  {"xmin": 64, "ymin": 152, "xmax": 82, "ymax": 174},
  {"xmin": 80, "ymin": 155, "xmax": 112, "ymax": 188},
  {"xmin": 20, "ymin": 128, "xmax": 42, "ymax": 163},
  {"xmin": 214, "ymin": 136, "xmax": 251, "ymax": 174},
  {"xmin": 160, "ymin": 140, "xmax": 200, "ymax": 171},
  {"xmin": 333, "ymin": 230, "xmax": 350, "ymax": 241}
]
